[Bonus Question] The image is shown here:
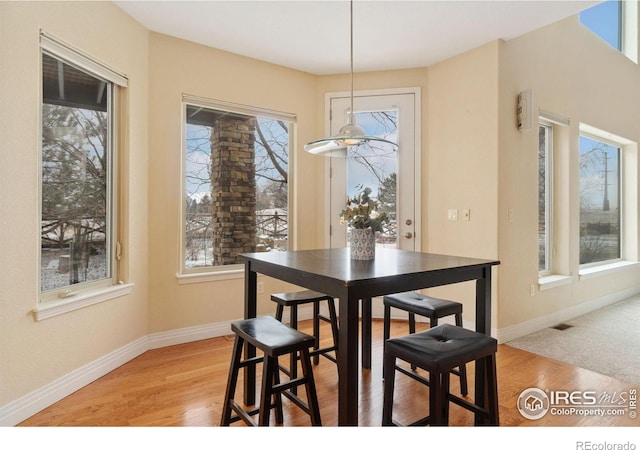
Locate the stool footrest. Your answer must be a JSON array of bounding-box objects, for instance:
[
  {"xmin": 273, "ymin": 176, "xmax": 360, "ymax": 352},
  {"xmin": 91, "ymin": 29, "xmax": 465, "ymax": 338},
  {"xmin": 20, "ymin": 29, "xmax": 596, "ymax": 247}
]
[
  {"xmin": 447, "ymin": 392, "xmax": 491, "ymax": 417},
  {"xmin": 282, "ymin": 390, "xmax": 312, "ymax": 416},
  {"xmin": 228, "ymin": 401, "xmax": 261, "ymax": 426},
  {"xmin": 313, "ymin": 350, "xmax": 337, "ymax": 363},
  {"xmin": 396, "ymin": 364, "xmax": 430, "ymax": 386},
  {"xmin": 238, "ymin": 355, "xmax": 264, "ymax": 368},
  {"xmin": 394, "ymin": 365, "xmax": 464, "ymax": 389}
]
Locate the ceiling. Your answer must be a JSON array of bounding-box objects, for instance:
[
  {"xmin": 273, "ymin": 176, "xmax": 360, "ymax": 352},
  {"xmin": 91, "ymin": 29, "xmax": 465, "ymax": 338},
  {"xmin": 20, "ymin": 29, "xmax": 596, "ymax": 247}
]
[{"xmin": 114, "ymin": 0, "xmax": 600, "ymax": 75}]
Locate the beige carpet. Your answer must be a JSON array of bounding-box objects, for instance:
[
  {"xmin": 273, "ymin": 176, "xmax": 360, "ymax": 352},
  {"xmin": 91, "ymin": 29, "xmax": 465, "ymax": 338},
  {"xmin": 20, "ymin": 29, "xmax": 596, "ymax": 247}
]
[{"xmin": 506, "ymin": 295, "xmax": 640, "ymax": 387}]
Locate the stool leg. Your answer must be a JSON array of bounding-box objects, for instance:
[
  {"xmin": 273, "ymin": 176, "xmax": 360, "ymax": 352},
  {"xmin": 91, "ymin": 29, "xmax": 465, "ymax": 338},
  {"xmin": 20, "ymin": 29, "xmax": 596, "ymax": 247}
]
[
  {"xmin": 441, "ymin": 372, "xmax": 451, "ymax": 425},
  {"xmin": 485, "ymin": 354, "xmax": 499, "ymax": 425},
  {"xmin": 382, "ymin": 304, "xmax": 392, "ymax": 378},
  {"xmin": 272, "ymin": 356, "xmax": 284, "ymax": 424},
  {"xmin": 220, "ymin": 335, "xmax": 244, "ymax": 426},
  {"xmin": 299, "ymin": 347, "xmax": 322, "ymax": 426},
  {"xmin": 289, "ymin": 305, "xmax": 299, "ymax": 395},
  {"xmin": 312, "ymin": 301, "xmax": 320, "ymax": 365},
  {"xmin": 275, "ymin": 304, "xmax": 284, "ymax": 322},
  {"xmin": 383, "ymin": 304, "xmax": 392, "ymax": 341},
  {"xmin": 327, "ymin": 298, "xmax": 339, "ymax": 368},
  {"xmin": 455, "ymin": 313, "xmax": 469, "ymax": 396},
  {"xmin": 382, "ymin": 351, "xmax": 396, "ymax": 425},
  {"xmin": 429, "ymin": 371, "xmax": 444, "ymax": 426},
  {"xmin": 409, "ymin": 313, "xmax": 417, "ymax": 371},
  {"xmin": 258, "ymin": 355, "xmax": 277, "ymax": 426}
]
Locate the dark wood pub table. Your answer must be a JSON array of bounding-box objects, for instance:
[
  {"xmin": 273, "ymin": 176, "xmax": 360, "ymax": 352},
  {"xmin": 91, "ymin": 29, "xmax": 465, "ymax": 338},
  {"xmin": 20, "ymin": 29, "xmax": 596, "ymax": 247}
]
[{"xmin": 241, "ymin": 247, "xmax": 500, "ymax": 426}]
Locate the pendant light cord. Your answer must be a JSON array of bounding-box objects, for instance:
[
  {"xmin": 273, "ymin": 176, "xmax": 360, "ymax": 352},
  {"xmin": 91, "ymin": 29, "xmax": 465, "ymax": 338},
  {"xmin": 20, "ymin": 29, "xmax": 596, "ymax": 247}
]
[{"xmin": 349, "ymin": 0, "xmax": 354, "ymax": 125}]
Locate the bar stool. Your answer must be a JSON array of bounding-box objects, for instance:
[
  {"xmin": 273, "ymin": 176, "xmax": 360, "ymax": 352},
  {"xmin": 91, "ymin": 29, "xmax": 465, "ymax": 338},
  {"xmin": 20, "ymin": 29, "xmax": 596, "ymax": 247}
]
[
  {"xmin": 383, "ymin": 291, "xmax": 468, "ymax": 396},
  {"xmin": 382, "ymin": 323, "xmax": 499, "ymax": 426},
  {"xmin": 271, "ymin": 290, "xmax": 339, "ymax": 392},
  {"xmin": 220, "ymin": 316, "xmax": 322, "ymax": 426}
]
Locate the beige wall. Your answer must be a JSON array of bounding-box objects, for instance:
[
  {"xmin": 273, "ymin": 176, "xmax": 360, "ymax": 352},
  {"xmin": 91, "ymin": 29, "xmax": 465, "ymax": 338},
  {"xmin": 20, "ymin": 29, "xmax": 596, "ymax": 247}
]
[
  {"xmin": 146, "ymin": 33, "xmax": 320, "ymax": 333},
  {"xmin": 0, "ymin": 1, "xmax": 149, "ymax": 407},
  {"xmin": 497, "ymin": 16, "xmax": 640, "ymax": 330},
  {"xmin": 424, "ymin": 42, "xmax": 501, "ymax": 330}
]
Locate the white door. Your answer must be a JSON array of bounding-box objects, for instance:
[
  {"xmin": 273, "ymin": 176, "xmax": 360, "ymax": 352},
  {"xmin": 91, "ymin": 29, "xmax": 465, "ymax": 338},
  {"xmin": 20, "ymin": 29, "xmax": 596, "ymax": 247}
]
[{"xmin": 327, "ymin": 89, "xmax": 420, "ymax": 252}]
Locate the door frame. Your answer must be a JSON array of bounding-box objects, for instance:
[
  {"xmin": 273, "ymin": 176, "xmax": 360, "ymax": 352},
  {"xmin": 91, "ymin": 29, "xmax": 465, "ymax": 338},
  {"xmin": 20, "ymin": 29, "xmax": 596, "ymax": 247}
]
[{"xmin": 322, "ymin": 87, "xmax": 422, "ymax": 250}]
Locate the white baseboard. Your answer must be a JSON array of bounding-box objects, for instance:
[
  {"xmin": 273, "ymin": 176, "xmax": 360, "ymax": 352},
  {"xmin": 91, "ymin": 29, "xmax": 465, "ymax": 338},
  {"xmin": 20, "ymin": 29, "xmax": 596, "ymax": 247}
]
[
  {"xmin": 0, "ymin": 336, "xmax": 148, "ymax": 426},
  {"xmin": 3, "ymin": 288, "xmax": 638, "ymax": 426},
  {"xmin": 0, "ymin": 321, "xmax": 238, "ymax": 426},
  {"xmin": 147, "ymin": 320, "xmax": 233, "ymax": 349},
  {"xmin": 496, "ymin": 286, "xmax": 640, "ymax": 344}
]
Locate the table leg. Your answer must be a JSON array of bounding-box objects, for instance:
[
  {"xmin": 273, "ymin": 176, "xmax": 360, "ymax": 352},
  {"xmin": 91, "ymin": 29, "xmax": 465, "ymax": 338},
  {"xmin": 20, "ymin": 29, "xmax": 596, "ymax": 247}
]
[
  {"xmin": 338, "ymin": 291, "xmax": 360, "ymax": 425},
  {"xmin": 361, "ymin": 297, "xmax": 372, "ymax": 369},
  {"xmin": 474, "ymin": 267, "xmax": 492, "ymax": 425},
  {"xmin": 243, "ymin": 261, "xmax": 258, "ymax": 406}
]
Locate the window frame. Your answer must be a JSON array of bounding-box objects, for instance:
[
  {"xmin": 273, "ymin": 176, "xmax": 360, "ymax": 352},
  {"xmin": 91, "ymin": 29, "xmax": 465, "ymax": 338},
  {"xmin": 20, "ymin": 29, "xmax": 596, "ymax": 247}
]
[
  {"xmin": 579, "ymin": 0, "xmax": 639, "ymax": 64},
  {"xmin": 178, "ymin": 94, "xmax": 296, "ymax": 282},
  {"xmin": 538, "ymin": 120, "xmax": 553, "ymax": 277},
  {"xmin": 36, "ymin": 32, "xmax": 129, "ymax": 317},
  {"xmin": 580, "ymin": 0, "xmax": 623, "ymax": 51},
  {"xmin": 537, "ymin": 111, "xmax": 572, "ymax": 290},
  {"xmin": 578, "ymin": 126, "xmax": 625, "ymax": 269}
]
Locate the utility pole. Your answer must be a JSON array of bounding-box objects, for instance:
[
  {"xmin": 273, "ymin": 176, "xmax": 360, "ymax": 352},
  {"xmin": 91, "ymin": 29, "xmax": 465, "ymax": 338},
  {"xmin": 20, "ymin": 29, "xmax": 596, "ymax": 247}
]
[{"xmin": 602, "ymin": 151, "xmax": 610, "ymax": 212}]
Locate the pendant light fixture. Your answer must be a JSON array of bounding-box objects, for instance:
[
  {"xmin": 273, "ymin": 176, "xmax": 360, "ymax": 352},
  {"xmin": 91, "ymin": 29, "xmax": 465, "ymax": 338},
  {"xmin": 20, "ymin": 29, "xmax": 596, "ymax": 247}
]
[{"xmin": 304, "ymin": 0, "xmax": 398, "ymax": 157}]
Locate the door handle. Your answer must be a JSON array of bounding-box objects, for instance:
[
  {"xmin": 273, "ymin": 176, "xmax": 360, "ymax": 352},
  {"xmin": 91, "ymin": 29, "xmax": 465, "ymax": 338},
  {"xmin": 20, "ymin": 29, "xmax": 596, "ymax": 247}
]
[{"xmin": 405, "ymin": 232, "xmax": 413, "ymax": 239}]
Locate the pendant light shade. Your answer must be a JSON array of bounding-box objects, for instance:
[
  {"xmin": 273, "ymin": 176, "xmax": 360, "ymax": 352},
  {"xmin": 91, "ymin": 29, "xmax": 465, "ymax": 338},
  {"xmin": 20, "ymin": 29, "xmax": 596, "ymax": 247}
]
[{"xmin": 304, "ymin": 0, "xmax": 398, "ymax": 157}]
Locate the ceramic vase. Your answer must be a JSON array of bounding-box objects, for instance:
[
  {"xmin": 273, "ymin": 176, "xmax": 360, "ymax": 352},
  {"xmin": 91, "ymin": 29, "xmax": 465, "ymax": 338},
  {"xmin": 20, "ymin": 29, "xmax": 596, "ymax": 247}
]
[{"xmin": 349, "ymin": 227, "xmax": 375, "ymax": 260}]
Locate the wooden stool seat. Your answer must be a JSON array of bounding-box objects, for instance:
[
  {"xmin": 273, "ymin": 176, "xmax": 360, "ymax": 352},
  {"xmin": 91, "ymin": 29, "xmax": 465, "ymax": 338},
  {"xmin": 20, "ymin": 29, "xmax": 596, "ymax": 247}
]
[
  {"xmin": 383, "ymin": 291, "xmax": 468, "ymax": 396},
  {"xmin": 382, "ymin": 324, "xmax": 499, "ymax": 426},
  {"xmin": 220, "ymin": 316, "xmax": 322, "ymax": 426}
]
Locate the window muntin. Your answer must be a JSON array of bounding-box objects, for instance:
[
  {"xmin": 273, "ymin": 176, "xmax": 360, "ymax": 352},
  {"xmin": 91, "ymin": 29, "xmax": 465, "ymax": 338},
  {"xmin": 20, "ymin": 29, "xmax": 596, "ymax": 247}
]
[
  {"xmin": 538, "ymin": 122, "xmax": 553, "ymax": 275},
  {"xmin": 579, "ymin": 134, "xmax": 621, "ymax": 266},
  {"xmin": 40, "ymin": 52, "xmax": 114, "ymax": 297},
  {"xmin": 580, "ymin": 0, "xmax": 623, "ymax": 51},
  {"xmin": 182, "ymin": 101, "xmax": 291, "ymax": 272}
]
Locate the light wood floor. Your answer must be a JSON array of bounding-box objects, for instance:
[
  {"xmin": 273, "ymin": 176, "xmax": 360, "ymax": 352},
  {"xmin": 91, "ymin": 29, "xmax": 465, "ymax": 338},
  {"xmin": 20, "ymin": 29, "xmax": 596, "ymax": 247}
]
[{"xmin": 19, "ymin": 319, "xmax": 639, "ymax": 427}]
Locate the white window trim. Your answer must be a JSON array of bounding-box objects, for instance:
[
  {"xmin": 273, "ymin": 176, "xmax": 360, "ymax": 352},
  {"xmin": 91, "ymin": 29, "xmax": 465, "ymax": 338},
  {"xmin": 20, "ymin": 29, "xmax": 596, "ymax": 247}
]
[
  {"xmin": 538, "ymin": 121, "xmax": 553, "ymax": 277},
  {"xmin": 622, "ymin": 0, "xmax": 639, "ymax": 64},
  {"xmin": 178, "ymin": 95, "xmax": 296, "ymax": 279},
  {"xmin": 578, "ymin": 124, "xmax": 635, "ymax": 271},
  {"xmin": 538, "ymin": 274, "xmax": 572, "ymax": 291},
  {"xmin": 33, "ymin": 283, "xmax": 134, "ymax": 321},
  {"xmin": 176, "ymin": 268, "xmax": 244, "ymax": 285},
  {"xmin": 40, "ymin": 31, "xmax": 128, "ymax": 87},
  {"xmin": 579, "ymin": 260, "xmax": 639, "ymax": 280},
  {"xmin": 39, "ymin": 31, "xmax": 126, "ymax": 307},
  {"xmin": 538, "ymin": 110, "xmax": 570, "ymax": 280}
]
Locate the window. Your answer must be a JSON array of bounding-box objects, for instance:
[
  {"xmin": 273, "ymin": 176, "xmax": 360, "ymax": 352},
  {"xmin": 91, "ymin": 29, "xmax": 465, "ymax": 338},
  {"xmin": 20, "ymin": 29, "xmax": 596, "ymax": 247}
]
[
  {"xmin": 40, "ymin": 33, "xmax": 126, "ymax": 303},
  {"xmin": 181, "ymin": 96, "xmax": 293, "ymax": 275},
  {"xmin": 580, "ymin": 0, "xmax": 623, "ymax": 51},
  {"xmin": 538, "ymin": 122, "xmax": 553, "ymax": 275},
  {"xmin": 579, "ymin": 133, "xmax": 621, "ymax": 266}
]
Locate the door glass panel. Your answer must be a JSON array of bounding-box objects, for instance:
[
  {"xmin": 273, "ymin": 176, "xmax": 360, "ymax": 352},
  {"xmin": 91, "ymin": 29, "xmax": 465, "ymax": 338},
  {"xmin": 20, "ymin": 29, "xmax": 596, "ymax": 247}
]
[
  {"xmin": 346, "ymin": 111, "xmax": 398, "ymax": 248},
  {"xmin": 329, "ymin": 92, "xmax": 417, "ymax": 252}
]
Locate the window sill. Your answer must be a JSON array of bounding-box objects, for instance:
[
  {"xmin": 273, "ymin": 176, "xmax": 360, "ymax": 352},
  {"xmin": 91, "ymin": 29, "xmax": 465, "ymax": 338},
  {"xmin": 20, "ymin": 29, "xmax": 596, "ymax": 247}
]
[
  {"xmin": 538, "ymin": 274, "xmax": 572, "ymax": 291},
  {"xmin": 579, "ymin": 260, "xmax": 639, "ymax": 280},
  {"xmin": 176, "ymin": 267, "xmax": 245, "ymax": 285},
  {"xmin": 34, "ymin": 283, "xmax": 134, "ymax": 321}
]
